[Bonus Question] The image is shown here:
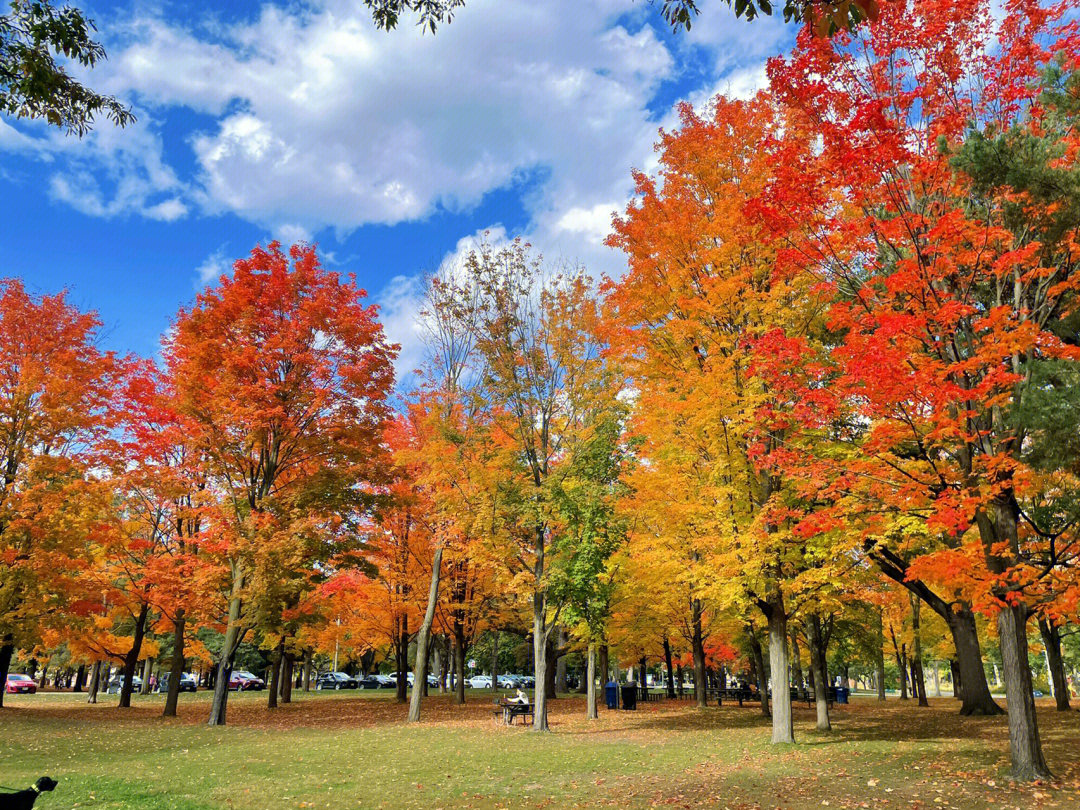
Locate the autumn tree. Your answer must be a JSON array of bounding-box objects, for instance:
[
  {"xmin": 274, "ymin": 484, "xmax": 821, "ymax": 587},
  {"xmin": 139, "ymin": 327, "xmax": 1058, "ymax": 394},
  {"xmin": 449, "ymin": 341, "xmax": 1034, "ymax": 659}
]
[
  {"xmin": 405, "ymin": 269, "xmax": 487, "ymax": 721},
  {"xmin": 432, "ymin": 239, "xmax": 615, "ymax": 731},
  {"xmin": 759, "ymin": 0, "xmax": 1080, "ymax": 779},
  {"xmin": 606, "ymin": 92, "xmax": 844, "ymax": 744},
  {"xmin": 164, "ymin": 241, "xmax": 395, "ymax": 726},
  {"xmin": 0, "ymin": 279, "xmax": 123, "ymax": 708},
  {"xmin": 547, "ymin": 402, "xmax": 629, "ymax": 718}
]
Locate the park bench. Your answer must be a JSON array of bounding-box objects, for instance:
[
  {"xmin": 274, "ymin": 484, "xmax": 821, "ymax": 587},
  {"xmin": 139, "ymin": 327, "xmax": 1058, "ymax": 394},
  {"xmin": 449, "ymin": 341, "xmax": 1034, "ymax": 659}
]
[
  {"xmin": 714, "ymin": 687, "xmax": 760, "ymax": 706},
  {"xmin": 493, "ymin": 698, "xmax": 534, "ymax": 726}
]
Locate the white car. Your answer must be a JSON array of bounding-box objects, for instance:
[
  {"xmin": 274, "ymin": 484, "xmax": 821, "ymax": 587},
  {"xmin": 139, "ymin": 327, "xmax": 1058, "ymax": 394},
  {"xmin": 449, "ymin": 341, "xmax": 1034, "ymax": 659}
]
[
  {"xmin": 469, "ymin": 675, "xmax": 493, "ymax": 689},
  {"xmin": 105, "ymin": 675, "xmax": 143, "ymax": 694},
  {"xmin": 387, "ymin": 671, "xmax": 414, "ymax": 685}
]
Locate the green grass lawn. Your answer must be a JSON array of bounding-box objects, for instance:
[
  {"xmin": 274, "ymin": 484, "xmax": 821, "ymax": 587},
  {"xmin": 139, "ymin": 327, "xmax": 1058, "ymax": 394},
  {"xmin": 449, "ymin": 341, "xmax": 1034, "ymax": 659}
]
[{"xmin": 2, "ymin": 689, "xmax": 1078, "ymax": 809}]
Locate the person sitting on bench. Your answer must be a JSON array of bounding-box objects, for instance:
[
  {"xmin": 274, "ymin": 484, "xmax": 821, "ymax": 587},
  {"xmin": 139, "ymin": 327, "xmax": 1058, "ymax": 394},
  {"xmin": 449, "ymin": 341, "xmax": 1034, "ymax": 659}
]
[{"xmin": 507, "ymin": 688, "xmax": 529, "ymax": 705}]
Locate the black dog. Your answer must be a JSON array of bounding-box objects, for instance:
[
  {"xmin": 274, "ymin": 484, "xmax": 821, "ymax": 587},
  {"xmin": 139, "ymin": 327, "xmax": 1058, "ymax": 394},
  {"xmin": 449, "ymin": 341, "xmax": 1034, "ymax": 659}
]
[{"xmin": 0, "ymin": 777, "xmax": 57, "ymax": 810}]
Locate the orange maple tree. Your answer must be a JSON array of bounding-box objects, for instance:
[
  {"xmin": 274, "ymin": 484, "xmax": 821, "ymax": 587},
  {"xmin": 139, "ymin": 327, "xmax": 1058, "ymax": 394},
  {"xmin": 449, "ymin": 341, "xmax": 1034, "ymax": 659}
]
[
  {"xmin": 0, "ymin": 279, "xmax": 125, "ymax": 708},
  {"xmin": 753, "ymin": 0, "xmax": 1080, "ymax": 779},
  {"xmin": 164, "ymin": 241, "xmax": 396, "ymax": 726}
]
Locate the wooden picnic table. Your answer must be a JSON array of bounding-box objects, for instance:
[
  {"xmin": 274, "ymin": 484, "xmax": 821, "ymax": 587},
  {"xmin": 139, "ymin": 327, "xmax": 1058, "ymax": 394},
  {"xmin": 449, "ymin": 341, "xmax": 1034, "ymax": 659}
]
[{"xmin": 492, "ymin": 698, "xmax": 535, "ymax": 726}]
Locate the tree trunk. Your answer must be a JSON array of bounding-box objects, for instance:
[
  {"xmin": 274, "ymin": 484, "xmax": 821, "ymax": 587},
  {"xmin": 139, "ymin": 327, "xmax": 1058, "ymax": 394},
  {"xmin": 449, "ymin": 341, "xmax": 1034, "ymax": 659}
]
[
  {"xmin": 532, "ymin": 593, "xmax": 550, "ymax": 731},
  {"xmin": 163, "ymin": 610, "xmax": 186, "ymax": 717},
  {"xmin": 909, "ymin": 594, "xmax": 928, "ymax": 706},
  {"xmin": 119, "ymin": 603, "xmax": 149, "ymax": 708},
  {"xmin": 949, "ymin": 658, "xmax": 962, "ymax": 700},
  {"xmin": 208, "ymin": 566, "xmax": 245, "ymax": 726},
  {"xmin": 446, "ymin": 638, "xmax": 454, "ymax": 692},
  {"xmin": 808, "ymin": 615, "xmax": 830, "ymax": 732},
  {"xmin": 944, "ymin": 607, "xmax": 1002, "ymax": 715},
  {"xmin": 438, "ymin": 637, "xmax": 449, "ymax": 693},
  {"xmin": 790, "ymin": 630, "xmax": 804, "ymax": 691},
  {"xmin": 267, "ymin": 641, "xmax": 282, "ymax": 709},
  {"xmin": 998, "ymin": 604, "xmax": 1051, "ymax": 780},
  {"xmin": 86, "ymin": 661, "xmax": 101, "ymax": 704},
  {"xmin": 0, "ymin": 636, "xmax": 12, "ymax": 709},
  {"xmin": 140, "ymin": 657, "xmax": 154, "ymax": 695},
  {"xmin": 748, "ymin": 628, "xmax": 770, "ymax": 719},
  {"xmin": 692, "ymin": 599, "xmax": 707, "ymax": 708},
  {"xmin": 72, "ymin": 664, "xmax": 86, "ymax": 693},
  {"xmin": 544, "ymin": 636, "xmax": 557, "ymax": 700},
  {"xmin": 599, "ymin": 644, "xmax": 609, "ymax": 687},
  {"xmin": 1038, "ymin": 618, "xmax": 1070, "ymax": 712},
  {"xmin": 767, "ymin": 604, "xmax": 794, "ymax": 742},
  {"xmin": 491, "ymin": 628, "xmax": 501, "ymax": 695},
  {"xmin": 303, "ymin": 650, "xmax": 312, "ymax": 692},
  {"xmin": 663, "ymin": 635, "xmax": 676, "ymax": 698},
  {"xmin": 281, "ymin": 654, "xmax": 294, "ymax": 703},
  {"xmin": 870, "ymin": 551, "xmax": 1001, "ymax": 713},
  {"xmin": 396, "ymin": 613, "xmax": 409, "ymax": 704},
  {"xmin": 875, "ymin": 610, "xmax": 886, "ymax": 701},
  {"xmin": 889, "ymin": 623, "xmax": 909, "ymax": 700},
  {"xmin": 555, "ymin": 627, "xmax": 568, "ymax": 693},
  {"xmin": 453, "ymin": 627, "xmax": 466, "ymax": 705},
  {"xmin": 422, "ymin": 642, "xmax": 432, "ymax": 697},
  {"xmin": 587, "ymin": 643, "xmax": 598, "ymax": 719},
  {"xmin": 913, "ymin": 657, "xmax": 928, "ymax": 706},
  {"xmin": 431, "ymin": 644, "xmax": 441, "ymax": 695},
  {"xmin": 408, "ymin": 545, "xmax": 443, "ymax": 722}
]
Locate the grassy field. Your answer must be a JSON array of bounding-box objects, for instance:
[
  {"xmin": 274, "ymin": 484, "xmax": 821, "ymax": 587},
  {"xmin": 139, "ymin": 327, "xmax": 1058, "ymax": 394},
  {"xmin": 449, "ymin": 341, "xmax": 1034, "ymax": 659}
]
[{"xmin": 2, "ymin": 688, "xmax": 1079, "ymax": 809}]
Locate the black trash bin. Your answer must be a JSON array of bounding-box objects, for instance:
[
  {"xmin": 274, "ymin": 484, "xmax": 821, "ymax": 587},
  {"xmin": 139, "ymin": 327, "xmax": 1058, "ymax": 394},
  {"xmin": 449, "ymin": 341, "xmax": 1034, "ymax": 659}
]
[
  {"xmin": 836, "ymin": 686, "xmax": 849, "ymax": 705},
  {"xmin": 605, "ymin": 681, "xmax": 618, "ymax": 709},
  {"xmin": 621, "ymin": 683, "xmax": 638, "ymax": 710}
]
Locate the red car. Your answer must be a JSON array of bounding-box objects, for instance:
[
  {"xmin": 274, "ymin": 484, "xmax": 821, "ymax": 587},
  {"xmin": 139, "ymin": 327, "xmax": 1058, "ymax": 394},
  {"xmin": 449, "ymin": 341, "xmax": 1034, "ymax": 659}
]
[
  {"xmin": 228, "ymin": 670, "xmax": 265, "ymax": 691},
  {"xmin": 5, "ymin": 673, "xmax": 37, "ymax": 694}
]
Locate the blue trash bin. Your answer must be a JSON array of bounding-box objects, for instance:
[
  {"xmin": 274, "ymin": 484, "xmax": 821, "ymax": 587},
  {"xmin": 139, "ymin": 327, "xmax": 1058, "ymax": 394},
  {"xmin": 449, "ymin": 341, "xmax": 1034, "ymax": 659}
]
[
  {"xmin": 605, "ymin": 681, "xmax": 618, "ymax": 709},
  {"xmin": 836, "ymin": 686, "xmax": 849, "ymax": 704}
]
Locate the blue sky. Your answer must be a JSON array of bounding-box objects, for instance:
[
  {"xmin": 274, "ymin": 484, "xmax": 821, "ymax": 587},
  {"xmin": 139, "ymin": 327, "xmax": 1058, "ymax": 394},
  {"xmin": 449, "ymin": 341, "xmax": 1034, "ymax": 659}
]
[{"xmin": 1, "ymin": 0, "xmax": 794, "ymax": 379}]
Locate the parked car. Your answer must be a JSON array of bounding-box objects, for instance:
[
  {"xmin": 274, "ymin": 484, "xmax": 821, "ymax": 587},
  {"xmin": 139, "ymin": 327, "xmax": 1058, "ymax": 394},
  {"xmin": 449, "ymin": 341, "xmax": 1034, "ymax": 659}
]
[
  {"xmin": 228, "ymin": 670, "xmax": 265, "ymax": 691},
  {"xmin": 5, "ymin": 673, "xmax": 37, "ymax": 694},
  {"xmin": 357, "ymin": 675, "xmax": 383, "ymax": 689},
  {"xmin": 387, "ymin": 671, "xmax": 414, "ymax": 685},
  {"xmin": 316, "ymin": 671, "xmax": 358, "ymax": 690},
  {"xmin": 106, "ymin": 675, "xmax": 143, "ymax": 695},
  {"xmin": 497, "ymin": 675, "xmax": 519, "ymax": 689},
  {"xmin": 518, "ymin": 675, "xmax": 535, "ymax": 688},
  {"xmin": 368, "ymin": 674, "xmax": 395, "ymax": 688},
  {"xmin": 469, "ymin": 675, "xmax": 493, "ymax": 689},
  {"xmin": 156, "ymin": 673, "xmax": 197, "ymax": 693}
]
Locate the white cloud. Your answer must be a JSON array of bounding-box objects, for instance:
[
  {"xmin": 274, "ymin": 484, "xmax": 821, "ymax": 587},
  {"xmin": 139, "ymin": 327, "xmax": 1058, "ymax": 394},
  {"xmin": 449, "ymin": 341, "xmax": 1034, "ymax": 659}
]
[
  {"xmin": 274, "ymin": 223, "xmax": 313, "ymax": 245},
  {"xmin": 195, "ymin": 247, "xmax": 231, "ymax": 286},
  {"xmin": 2, "ymin": 0, "xmax": 793, "ymax": 295},
  {"xmin": 554, "ymin": 202, "xmax": 620, "ymax": 247},
  {"xmin": 374, "ymin": 225, "xmax": 510, "ymax": 385},
  {"xmin": 92, "ymin": 0, "xmax": 678, "ymax": 246},
  {"xmin": 145, "ymin": 197, "xmax": 188, "ymax": 221},
  {"xmin": 38, "ymin": 117, "xmax": 186, "ymax": 220},
  {"xmin": 375, "ymin": 272, "xmax": 427, "ymax": 383}
]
